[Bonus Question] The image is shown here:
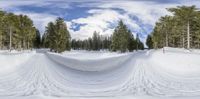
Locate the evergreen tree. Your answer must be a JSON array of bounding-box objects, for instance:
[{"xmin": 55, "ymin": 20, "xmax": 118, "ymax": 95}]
[
  {"xmin": 0, "ymin": 10, "xmax": 38, "ymax": 50},
  {"xmin": 111, "ymin": 20, "xmax": 129, "ymax": 52},
  {"xmin": 146, "ymin": 35, "xmax": 153, "ymax": 49},
  {"xmin": 70, "ymin": 33, "xmax": 112, "ymax": 51},
  {"xmin": 92, "ymin": 31, "xmax": 100, "ymax": 50},
  {"xmin": 168, "ymin": 5, "xmax": 198, "ymax": 49},
  {"xmin": 34, "ymin": 29, "xmax": 41, "ymax": 48},
  {"xmin": 111, "ymin": 20, "xmax": 144, "ymax": 52},
  {"xmin": 151, "ymin": 5, "xmax": 200, "ymax": 49},
  {"xmin": 43, "ymin": 17, "xmax": 71, "ymax": 53},
  {"xmin": 128, "ymin": 30, "xmax": 136, "ymax": 52},
  {"xmin": 0, "ymin": 11, "xmax": 5, "ymax": 49}
]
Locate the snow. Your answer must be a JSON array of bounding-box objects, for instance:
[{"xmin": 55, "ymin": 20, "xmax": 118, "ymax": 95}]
[
  {"xmin": 47, "ymin": 50, "xmax": 132, "ymax": 71},
  {"xmin": 60, "ymin": 50, "xmax": 130, "ymax": 60},
  {"xmin": 150, "ymin": 47, "xmax": 200, "ymax": 76},
  {"xmin": 0, "ymin": 50, "xmax": 36, "ymax": 75},
  {"xmin": 0, "ymin": 48, "xmax": 200, "ymax": 99}
]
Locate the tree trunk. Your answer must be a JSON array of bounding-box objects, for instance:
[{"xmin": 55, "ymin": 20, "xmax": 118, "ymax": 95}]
[
  {"xmin": 19, "ymin": 41, "xmax": 22, "ymax": 50},
  {"xmin": 165, "ymin": 32, "xmax": 168, "ymax": 47},
  {"xmin": 183, "ymin": 35, "xmax": 185, "ymax": 48},
  {"xmin": 9, "ymin": 26, "xmax": 12, "ymax": 52},
  {"xmin": 23, "ymin": 39, "xmax": 25, "ymax": 50},
  {"xmin": 0, "ymin": 35, "xmax": 2, "ymax": 49},
  {"xmin": 187, "ymin": 21, "xmax": 190, "ymax": 49},
  {"xmin": 28, "ymin": 41, "xmax": 29, "ymax": 49}
]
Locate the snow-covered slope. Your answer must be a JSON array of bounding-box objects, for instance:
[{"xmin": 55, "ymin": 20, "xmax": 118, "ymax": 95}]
[
  {"xmin": 0, "ymin": 51, "xmax": 36, "ymax": 75},
  {"xmin": 47, "ymin": 51, "xmax": 132, "ymax": 71},
  {"xmin": 0, "ymin": 48, "xmax": 200, "ymax": 99}
]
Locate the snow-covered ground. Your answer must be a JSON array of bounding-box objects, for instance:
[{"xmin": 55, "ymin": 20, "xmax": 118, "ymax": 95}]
[{"xmin": 0, "ymin": 48, "xmax": 200, "ymax": 99}]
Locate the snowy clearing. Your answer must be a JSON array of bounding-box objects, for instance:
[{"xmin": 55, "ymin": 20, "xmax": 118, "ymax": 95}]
[{"xmin": 0, "ymin": 48, "xmax": 200, "ymax": 99}]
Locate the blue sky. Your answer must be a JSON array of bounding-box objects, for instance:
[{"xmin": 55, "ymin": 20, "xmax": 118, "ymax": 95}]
[{"xmin": 0, "ymin": 0, "xmax": 199, "ymax": 43}]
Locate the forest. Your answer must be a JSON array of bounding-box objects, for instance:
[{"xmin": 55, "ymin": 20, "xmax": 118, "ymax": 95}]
[
  {"xmin": 0, "ymin": 10, "xmax": 40, "ymax": 50},
  {"xmin": 1, "ymin": 5, "xmax": 200, "ymax": 53},
  {"xmin": 147, "ymin": 6, "xmax": 200, "ymax": 49}
]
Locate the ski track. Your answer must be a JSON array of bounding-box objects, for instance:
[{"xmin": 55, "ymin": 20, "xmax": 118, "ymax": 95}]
[{"xmin": 0, "ymin": 49, "xmax": 200, "ymax": 98}]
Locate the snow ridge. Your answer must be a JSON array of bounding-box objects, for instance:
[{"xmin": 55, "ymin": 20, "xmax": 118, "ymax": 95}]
[{"xmin": 0, "ymin": 48, "xmax": 200, "ymax": 98}]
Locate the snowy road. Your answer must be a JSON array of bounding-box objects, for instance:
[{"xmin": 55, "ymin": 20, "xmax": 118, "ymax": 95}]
[{"xmin": 1, "ymin": 48, "xmax": 200, "ymax": 99}]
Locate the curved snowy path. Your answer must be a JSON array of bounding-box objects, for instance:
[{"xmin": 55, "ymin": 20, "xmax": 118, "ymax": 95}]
[{"xmin": 1, "ymin": 49, "xmax": 200, "ymax": 98}]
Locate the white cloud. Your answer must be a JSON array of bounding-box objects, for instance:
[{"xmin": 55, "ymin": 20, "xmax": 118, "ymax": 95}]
[
  {"xmin": 0, "ymin": 0, "xmax": 68, "ymax": 35},
  {"xmin": 14, "ymin": 11, "xmax": 57, "ymax": 34},
  {"xmin": 1, "ymin": 0, "xmax": 199, "ymax": 43},
  {"xmin": 67, "ymin": 9, "xmax": 141, "ymax": 40},
  {"xmin": 74, "ymin": 0, "xmax": 200, "ymax": 42},
  {"xmin": 0, "ymin": 0, "xmax": 71, "ymax": 10},
  {"xmin": 0, "ymin": 1, "xmax": 44, "ymax": 10}
]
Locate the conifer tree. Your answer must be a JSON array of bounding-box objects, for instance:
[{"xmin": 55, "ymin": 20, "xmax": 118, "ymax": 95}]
[
  {"xmin": 34, "ymin": 29, "xmax": 41, "ymax": 48},
  {"xmin": 111, "ymin": 20, "xmax": 144, "ymax": 52},
  {"xmin": 111, "ymin": 20, "xmax": 129, "ymax": 52},
  {"xmin": 43, "ymin": 17, "xmax": 71, "ymax": 53},
  {"xmin": 168, "ymin": 5, "xmax": 198, "ymax": 49},
  {"xmin": 146, "ymin": 35, "xmax": 153, "ymax": 49},
  {"xmin": 151, "ymin": 5, "xmax": 200, "ymax": 49}
]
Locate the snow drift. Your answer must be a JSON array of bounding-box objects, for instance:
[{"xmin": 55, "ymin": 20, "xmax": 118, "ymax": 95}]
[
  {"xmin": 46, "ymin": 51, "xmax": 133, "ymax": 71},
  {"xmin": 0, "ymin": 51, "xmax": 36, "ymax": 75},
  {"xmin": 0, "ymin": 48, "xmax": 200, "ymax": 98}
]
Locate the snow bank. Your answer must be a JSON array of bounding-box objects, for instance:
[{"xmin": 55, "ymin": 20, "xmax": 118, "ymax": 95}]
[
  {"xmin": 0, "ymin": 51, "xmax": 36, "ymax": 75},
  {"xmin": 1, "ymin": 48, "xmax": 200, "ymax": 98},
  {"xmin": 46, "ymin": 51, "xmax": 133, "ymax": 71},
  {"xmin": 149, "ymin": 47, "xmax": 200, "ymax": 76},
  {"xmin": 61, "ymin": 50, "xmax": 130, "ymax": 60}
]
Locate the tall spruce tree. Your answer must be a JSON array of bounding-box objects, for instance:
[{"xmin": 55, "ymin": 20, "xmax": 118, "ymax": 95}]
[
  {"xmin": 92, "ymin": 31, "xmax": 100, "ymax": 50},
  {"xmin": 146, "ymin": 34, "xmax": 153, "ymax": 49},
  {"xmin": 151, "ymin": 5, "xmax": 200, "ymax": 49},
  {"xmin": 0, "ymin": 10, "xmax": 40, "ymax": 50},
  {"xmin": 43, "ymin": 17, "xmax": 71, "ymax": 53},
  {"xmin": 168, "ymin": 6, "xmax": 198, "ymax": 49},
  {"xmin": 111, "ymin": 20, "xmax": 143, "ymax": 52},
  {"xmin": 111, "ymin": 20, "xmax": 129, "ymax": 52},
  {"xmin": 128, "ymin": 30, "xmax": 136, "ymax": 51},
  {"xmin": 34, "ymin": 29, "xmax": 41, "ymax": 48}
]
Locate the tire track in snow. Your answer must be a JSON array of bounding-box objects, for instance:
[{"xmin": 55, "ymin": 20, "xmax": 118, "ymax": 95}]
[{"xmin": 1, "ymin": 51, "xmax": 200, "ymax": 97}]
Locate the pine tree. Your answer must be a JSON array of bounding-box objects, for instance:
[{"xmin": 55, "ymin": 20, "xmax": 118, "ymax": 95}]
[
  {"xmin": 168, "ymin": 5, "xmax": 198, "ymax": 49},
  {"xmin": 34, "ymin": 29, "xmax": 41, "ymax": 48},
  {"xmin": 146, "ymin": 35, "xmax": 153, "ymax": 49},
  {"xmin": 111, "ymin": 20, "xmax": 143, "ymax": 52},
  {"xmin": 0, "ymin": 10, "xmax": 5, "ymax": 49},
  {"xmin": 111, "ymin": 20, "xmax": 129, "ymax": 52},
  {"xmin": 92, "ymin": 31, "xmax": 99, "ymax": 50},
  {"xmin": 0, "ymin": 10, "xmax": 40, "ymax": 50},
  {"xmin": 151, "ymin": 5, "xmax": 200, "ymax": 49},
  {"xmin": 128, "ymin": 30, "xmax": 136, "ymax": 52},
  {"xmin": 43, "ymin": 17, "xmax": 71, "ymax": 53}
]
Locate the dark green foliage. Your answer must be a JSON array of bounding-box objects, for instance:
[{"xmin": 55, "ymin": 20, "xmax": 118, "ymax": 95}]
[
  {"xmin": 146, "ymin": 35, "xmax": 153, "ymax": 49},
  {"xmin": 128, "ymin": 30, "xmax": 137, "ymax": 51},
  {"xmin": 42, "ymin": 17, "xmax": 71, "ymax": 53},
  {"xmin": 136, "ymin": 34, "xmax": 144, "ymax": 50},
  {"xmin": 111, "ymin": 20, "xmax": 128, "ymax": 52},
  {"xmin": 111, "ymin": 20, "xmax": 143, "ymax": 52},
  {"xmin": 0, "ymin": 10, "xmax": 39, "ymax": 50},
  {"xmin": 151, "ymin": 5, "xmax": 200, "ymax": 49},
  {"xmin": 34, "ymin": 29, "xmax": 41, "ymax": 48},
  {"xmin": 71, "ymin": 32, "xmax": 111, "ymax": 51},
  {"xmin": 92, "ymin": 31, "xmax": 101, "ymax": 50}
]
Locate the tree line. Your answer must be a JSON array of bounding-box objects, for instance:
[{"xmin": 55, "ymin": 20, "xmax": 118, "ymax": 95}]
[
  {"xmin": 71, "ymin": 31, "xmax": 112, "ymax": 51},
  {"xmin": 1, "ymin": 10, "xmax": 144, "ymax": 53},
  {"xmin": 0, "ymin": 10, "xmax": 41, "ymax": 50},
  {"xmin": 70, "ymin": 20, "xmax": 144, "ymax": 52},
  {"xmin": 41, "ymin": 18, "xmax": 71, "ymax": 53},
  {"xmin": 146, "ymin": 5, "xmax": 200, "ymax": 49},
  {"xmin": 111, "ymin": 20, "xmax": 144, "ymax": 52}
]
